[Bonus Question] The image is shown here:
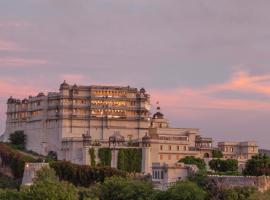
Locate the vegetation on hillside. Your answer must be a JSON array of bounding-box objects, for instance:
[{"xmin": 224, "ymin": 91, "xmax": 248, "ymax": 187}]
[
  {"xmin": 179, "ymin": 156, "xmax": 206, "ymax": 171},
  {"xmin": 8, "ymin": 131, "xmax": 26, "ymax": 150}
]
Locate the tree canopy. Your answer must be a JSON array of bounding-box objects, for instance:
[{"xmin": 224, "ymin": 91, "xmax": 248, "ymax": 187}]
[
  {"xmin": 209, "ymin": 159, "xmax": 238, "ymax": 173},
  {"xmin": 244, "ymin": 154, "xmax": 270, "ymax": 176},
  {"xmin": 179, "ymin": 156, "xmax": 206, "ymax": 171}
]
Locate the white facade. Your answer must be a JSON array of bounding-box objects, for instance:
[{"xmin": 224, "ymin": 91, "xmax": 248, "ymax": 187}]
[{"xmin": 3, "ymin": 82, "xmax": 151, "ymax": 161}]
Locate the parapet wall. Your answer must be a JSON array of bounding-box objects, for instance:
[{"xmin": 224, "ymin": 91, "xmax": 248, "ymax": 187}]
[
  {"xmin": 208, "ymin": 175, "xmax": 270, "ymax": 192},
  {"xmin": 21, "ymin": 163, "xmax": 49, "ymax": 186}
]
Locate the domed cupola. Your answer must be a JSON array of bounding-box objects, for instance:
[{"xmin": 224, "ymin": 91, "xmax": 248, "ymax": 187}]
[
  {"xmin": 153, "ymin": 106, "xmax": 164, "ymax": 119},
  {"xmin": 150, "ymin": 103, "xmax": 169, "ymax": 128},
  {"xmin": 7, "ymin": 96, "xmax": 14, "ymax": 104},
  {"xmin": 60, "ymin": 80, "xmax": 69, "ymax": 90}
]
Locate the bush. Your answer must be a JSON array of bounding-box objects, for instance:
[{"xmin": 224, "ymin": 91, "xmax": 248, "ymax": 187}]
[
  {"xmin": 212, "ymin": 150, "xmax": 223, "ymax": 158},
  {"xmin": 98, "ymin": 176, "xmax": 154, "ymax": 200},
  {"xmin": 50, "ymin": 161, "xmax": 127, "ymax": 187},
  {"xmin": 179, "ymin": 156, "xmax": 206, "ymax": 171},
  {"xmin": 244, "ymin": 154, "xmax": 270, "ymax": 176},
  {"xmin": 98, "ymin": 148, "xmax": 112, "ymax": 167},
  {"xmin": 220, "ymin": 186, "xmax": 257, "ymax": 200},
  {"xmin": 24, "ymin": 167, "xmax": 78, "ymax": 200},
  {"xmin": 8, "ymin": 131, "xmax": 26, "ymax": 150},
  {"xmin": 117, "ymin": 149, "xmax": 142, "ymax": 172},
  {"xmin": 0, "ymin": 143, "xmax": 37, "ymax": 179},
  {"xmin": 157, "ymin": 181, "xmax": 208, "ymax": 200},
  {"xmin": 209, "ymin": 159, "xmax": 238, "ymax": 173},
  {"xmin": 0, "ymin": 173, "xmax": 20, "ymax": 189},
  {"xmin": 89, "ymin": 148, "xmax": 96, "ymax": 167}
]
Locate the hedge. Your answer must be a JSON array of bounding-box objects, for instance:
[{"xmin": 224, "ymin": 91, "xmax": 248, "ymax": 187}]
[
  {"xmin": 50, "ymin": 161, "xmax": 127, "ymax": 187},
  {"xmin": 117, "ymin": 148, "xmax": 142, "ymax": 173},
  {"xmin": 89, "ymin": 148, "xmax": 96, "ymax": 167},
  {"xmin": 0, "ymin": 143, "xmax": 37, "ymax": 179},
  {"xmin": 98, "ymin": 148, "xmax": 112, "ymax": 167}
]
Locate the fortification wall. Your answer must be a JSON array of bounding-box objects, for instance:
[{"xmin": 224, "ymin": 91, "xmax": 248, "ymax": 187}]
[{"xmin": 208, "ymin": 175, "xmax": 270, "ymax": 192}]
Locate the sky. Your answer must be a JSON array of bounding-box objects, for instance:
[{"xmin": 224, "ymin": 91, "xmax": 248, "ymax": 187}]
[{"xmin": 0, "ymin": 0, "xmax": 270, "ymax": 148}]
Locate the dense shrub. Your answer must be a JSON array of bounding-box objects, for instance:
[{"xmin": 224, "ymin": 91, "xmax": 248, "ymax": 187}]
[
  {"xmin": 155, "ymin": 181, "xmax": 208, "ymax": 200},
  {"xmin": 209, "ymin": 159, "xmax": 238, "ymax": 173},
  {"xmin": 98, "ymin": 148, "xmax": 112, "ymax": 167},
  {"xmin": 50, "ymin": 161, "xmax": 127, "ymax": 187},
  {"xmin": 0, "ymin": 173, "xmax": 20, "ymax": 189},
  {"xmin": 179, "ymin": 156, "xmax": 206, "ymax": 171},
  {"xmin": 98, "ymin": 176, "xmax": 154, "ymax": 200},
  {"xmin": 220, "ymin": 186, "xmax": 257, "ymax": 200},
  {"xmin": 8, "ymin": 131, "xmax": 26, "ymax": 150},
  {"xmin": 117, "ymin": 148, "xmax": 142, "ymax": 172},
  {"xmin": 244, "ymin": 154, "xmax": 270, "ymax": 176},
  {"xmin": 212, "ymin": 150, "xmax": 223, "ymax": 158},
  {"xmin": 89, "ymin": 148, "xmax": 96, "ymax": 167},
  {"xmin": 0, "ymin": 143, "xmax": 36, "ymax": 179}
]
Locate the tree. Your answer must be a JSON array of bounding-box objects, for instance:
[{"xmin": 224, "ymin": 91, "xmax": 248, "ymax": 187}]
[
  {"xmin": 98, "ymin": 176, "xmax": 154, "ymax": 200},
  {"xmin": 158, "ymin": 181, "xmax": 208, "ymax": 200},
  {"xmin": 244, "ymin": 154, "xmax": 270, "ymax": 176},
  {"xmin": 25, "ymin": 167, "xmax": 78, "ymax": 200},
  {"xmin": 221, "ymin": 186, "xmax": 257, "ymax": 200},
  {"xmin": 9, "ymin": 131, "xmax": 26, "ymax": 150},
  {"xmin": 209, "ymin": 159, "xmax": 238, "ymax": 173},
  {"xmin": 179, "ymin": 156, "xmax": 206, "ymax": 171},
  {"xmin": 0, "ymin": 189, "xmax": 24, "ymax": 200},
  {"xmin": 212, "ymin": 150, "xmax": 223, "ymax": 158}
]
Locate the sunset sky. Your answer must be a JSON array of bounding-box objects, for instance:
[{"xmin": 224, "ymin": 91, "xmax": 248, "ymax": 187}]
[{"xmin": 0, "ymin": 0, "xmax": 270, "ymax": 148}]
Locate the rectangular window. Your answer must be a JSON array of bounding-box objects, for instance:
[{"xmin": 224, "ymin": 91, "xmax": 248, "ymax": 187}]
[{"xmin": 160, "ymin": 145, "xmax": 163, "ymax": 150}]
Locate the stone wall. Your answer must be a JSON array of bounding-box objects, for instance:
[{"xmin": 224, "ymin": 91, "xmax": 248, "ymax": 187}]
[
  {"xmin": 21, "ymin": 163, "xmax": 49, "ymax": 186},
  {"xmin": 208, "ymin": 175, "xmax": 270, "ymax": 192}
]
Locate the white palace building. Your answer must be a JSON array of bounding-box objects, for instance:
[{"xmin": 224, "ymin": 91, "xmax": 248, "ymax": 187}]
[{"xmin": 2, "ymin": 82, "xmax": 257, "ymax": 176}]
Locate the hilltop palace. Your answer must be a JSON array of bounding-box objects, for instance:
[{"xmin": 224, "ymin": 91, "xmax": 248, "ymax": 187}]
[{"xmin": 2, "ymin": 82, "xmax": 258, "ymax": 176}]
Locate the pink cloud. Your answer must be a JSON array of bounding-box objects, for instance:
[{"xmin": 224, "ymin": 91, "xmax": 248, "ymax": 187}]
[
  {"xmin": 150, "ymin": 70, "xmax": 270, "ymax": 116},
  {"xmin": 0, "ymin": 57, "xmax": 48, "ymax": 67},
  {"xmin": 0, "ymin": 40, "xmax": 20, "ymax": 51},
  {"xmin": 0, "ymin": 79, "xmax": 40, "ymax": 97},
  {"xmin": 0, "ymin": 20, "xmax": 32, "ymax": 28}
]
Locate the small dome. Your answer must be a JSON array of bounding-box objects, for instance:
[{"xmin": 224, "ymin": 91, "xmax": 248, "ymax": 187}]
[
  {"xmin": 153, "ymin": 111, "xmax": 164, "ymax": 119},
  {"xmin": 37, "ymin": 92, "xmax": 45, "ymax": 97},
  {"xmin": 142, "ymin": 133, "xmax": 151, "ymax": 140},
  {"xmin": 7, "ymin": 96, "xmax": 14, "ymax": 104},
  {"xmin": 109, "ymin": 132, "xmax": 125, "ymax": 142},
  {"xmin": 140, "ymin": 88, "xmax": 146, "ymax": 94},
  {"xmin": 22, "ymin": 98, "xmax": 28, "ymax": 104},
  {"xmin": 60, "ymin": 80, "xmax": 69, "ymax": 90}
]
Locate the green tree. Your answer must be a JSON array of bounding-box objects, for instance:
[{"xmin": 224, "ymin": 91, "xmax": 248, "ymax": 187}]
[
  {"xmin": 244, "ymin": 154, "xmax": 270, "ymax": 176},
  {"xmin": 212, "ymin": 150, "xmax": 223, "ymax": 158},
  {"xmin": 9, "ymin": 131, "xmax": 26, "ymax": 150},
  {"xmin": 248, "ymin": 189, "xmax": 270, "ymax": 200},
  {"xmin": 0, "ymin": 189, "xmax": 24, "ymax": 200},
  {"xmin": 221, "ymin": 186, "xmax": 257, "ymax": 200},
  {"xmin": 25, "ymin": 167, "xmax": 78, "ymax": 200},
  {"xmin": 99, "ymin": 176, "xmax": 154, "ymax": 200},
  {"xmin": 179, "ymin": 156, "xmax": 206, "ymax": 171},
  {"xmin": 159, "ymin": 181, "xmax": 207, "ymax": 200},
  {"xmin": 209, "ymin": 159, "xmax": 238, "ymax": 173}
]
